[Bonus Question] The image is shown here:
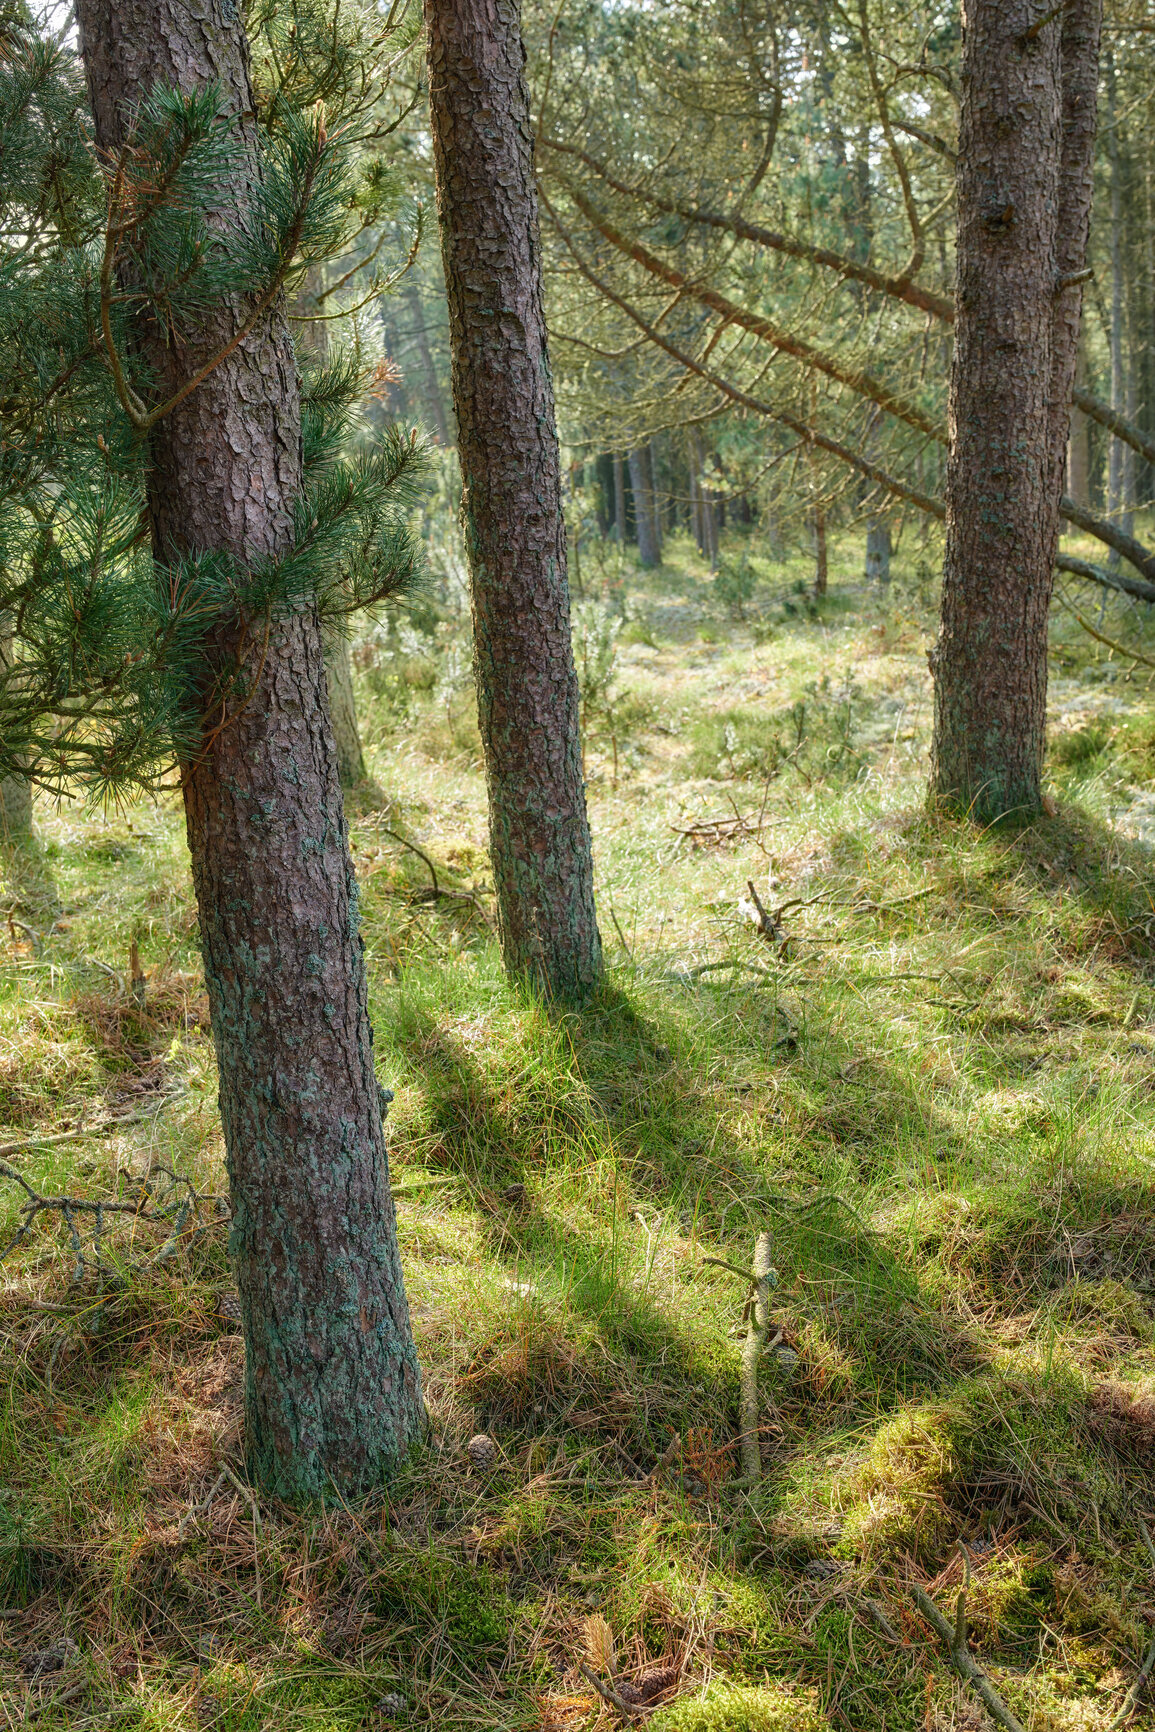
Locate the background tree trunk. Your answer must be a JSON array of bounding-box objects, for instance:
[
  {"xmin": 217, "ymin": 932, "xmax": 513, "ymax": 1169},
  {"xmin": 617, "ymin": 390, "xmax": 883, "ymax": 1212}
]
[
  {"xmin": 0, "ymin": 773, "xmax": 32, "ymax": 847},
  {"xmin": 77, "ymin": 0, "xmax": 423, "ymax": 1498},
  {"xmin": 814, "ymin": 505, "xmax": 828, "ymax": 598},
  {"xmin": 402, "ymin": 280, "xmax": 452, "ymax": 446},
  {"xmin": 295, "ymin": 267, "xmax": 368, "ymax": 790},
  {"xmin": 613, "ymin": 453, "xmax": 626, "ymax": 544},
  {"xmin": 865, "ymin": 520, "xmax": 891, "ymax": 585},
  {"xmin": 930, "ymin": 1, "xmax": 1067, "ymax": 819},
  {"xmin": 424, "ymin": 0, "xmax": 602, "ymax": 1001},
  {"xmin": 628, "ymin": 447, "xmax": 659, "ymax": 567}
]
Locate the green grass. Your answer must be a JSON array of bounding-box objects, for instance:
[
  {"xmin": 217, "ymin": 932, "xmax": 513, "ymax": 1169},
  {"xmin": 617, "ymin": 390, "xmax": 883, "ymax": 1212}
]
[{"xmin": 2, "ymin": 526, "xmax": 1155, "ymax": 1727}]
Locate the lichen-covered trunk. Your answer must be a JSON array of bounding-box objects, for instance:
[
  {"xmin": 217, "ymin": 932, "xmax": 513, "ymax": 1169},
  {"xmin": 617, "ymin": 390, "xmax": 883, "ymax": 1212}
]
[
  {"xmin": 424, "ymin": 0, "xmax": 602, "ymax": 1001},
  {"xmin": 77, "ymin": 0, "xmax": 423, "ymax": 1499},
  {"xmin": 930, "ymin": 2, "xmax": 1060, "ymax": 818},
  {"xmin": 930, "ymin": 0, "xmax": 1099, "ymax": 820}
]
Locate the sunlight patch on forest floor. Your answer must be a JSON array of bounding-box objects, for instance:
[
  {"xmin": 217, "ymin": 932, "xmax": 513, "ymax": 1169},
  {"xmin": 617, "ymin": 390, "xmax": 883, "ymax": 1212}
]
[{"xmin": 2, "ymin": 531, "xmax": 1155, "ymax": 1729}]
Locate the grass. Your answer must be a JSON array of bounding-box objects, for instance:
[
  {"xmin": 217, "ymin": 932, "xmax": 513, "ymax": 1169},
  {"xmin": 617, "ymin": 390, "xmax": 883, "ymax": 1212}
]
[{"xmin": 2, "ymin": 523, "xmax": 1155, "ymax": 1728}]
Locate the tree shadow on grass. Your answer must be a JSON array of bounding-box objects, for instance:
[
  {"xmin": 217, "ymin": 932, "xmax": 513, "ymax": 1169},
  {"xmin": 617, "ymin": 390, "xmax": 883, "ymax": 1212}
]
[{"xmin": 390, "ymin": 984, "xmax": 1000, "ymax": 1466}]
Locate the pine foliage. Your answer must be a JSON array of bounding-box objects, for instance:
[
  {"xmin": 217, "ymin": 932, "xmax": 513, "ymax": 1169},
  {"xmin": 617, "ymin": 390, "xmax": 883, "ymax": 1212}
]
[{"xmin": 0, "ymin": 0, "xmax": 428, "ymax": 798}]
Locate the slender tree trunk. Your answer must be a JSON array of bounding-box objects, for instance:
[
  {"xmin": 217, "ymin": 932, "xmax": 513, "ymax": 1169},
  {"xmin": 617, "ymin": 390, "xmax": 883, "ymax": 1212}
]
[
  {"xmin": 402, "ymin": 280, "xmax": 452, "ymax": 446},
  {"xmin": 1106, "ymin": 49, "xmax": 1129, "ymax": 562},
  {"xmin": 612, "ymin": 453, "xmax": 626, "ymax": 544},
  {"xmin": 865, "ymin": 520, "xmax": 891, "ymax": 585},
  {"xmin": 1051, "ymin": 2, "xmax": 1102, "ymax": 534},
  {"xmin": 424, "ymin": 0, "xmax": 602, "ymax": 1001},
  {"xmin": 688, "ymin": 432, "xmax": 704, "ymax": 553},
  {"xmin": 628, "ymin": 447, "xmax": 659, "ymax": 567},
  {"xmin": 295, "ymin": 267, "xmax": 368, "ymax": 790},
  {"xmin": 930, "ymin": 0, "xmax": 1098, "ymax": 820},
  {"xmin": 644, "ymin": 440, "xmax": 663, "ymax": 558},
  {"xmin": 1068, "ymin": 335, "xmax": 1091, "ymax": 507},
  {"xmin": 814, "ymin": 505, "xmax": 828, "ymax": 598},
  {"xmin": 77, "ymin": 0, "xmax": 423, "ymax": 1498},
  {"xmin": 0, "ymin": 773, "xmax": 32, "ymax": 846}
]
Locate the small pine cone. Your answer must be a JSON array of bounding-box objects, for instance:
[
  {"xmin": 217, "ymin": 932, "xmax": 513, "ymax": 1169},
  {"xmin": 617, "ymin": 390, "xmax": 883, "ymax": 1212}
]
[
  {"xmin": 215, "ymin": 1292, "xmax": 242, "ymax": 1324},
  {"xmin": 466, "ymin": 1433, "xmax": 497, "ymax": 1470}
]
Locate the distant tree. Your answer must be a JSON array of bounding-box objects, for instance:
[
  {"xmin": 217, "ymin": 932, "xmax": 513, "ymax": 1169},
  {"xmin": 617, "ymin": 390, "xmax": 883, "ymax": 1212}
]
[
  {"xmin": 424, "ymin": 0, "xmax": 603, "ymax": 1001},
  {"xmin": 73, "ymin": 0, "xmax": 428, "ymax": 1497}
]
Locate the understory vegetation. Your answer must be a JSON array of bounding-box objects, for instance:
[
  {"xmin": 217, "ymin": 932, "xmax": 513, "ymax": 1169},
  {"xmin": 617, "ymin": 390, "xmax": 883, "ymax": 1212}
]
[{"xmin": 4, "ymin": 524, "xmax": 1155, "ymax": 1730}]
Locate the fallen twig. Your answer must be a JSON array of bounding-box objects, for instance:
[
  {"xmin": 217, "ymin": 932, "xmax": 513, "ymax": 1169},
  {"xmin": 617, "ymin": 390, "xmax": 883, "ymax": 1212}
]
[
  {"xmin": 863, "ymin": 1597, "xmax": 905, "ymax": 1645},
  {"xmin": 577, "ymin": 1661, "xmax": 640, "ymax": 1721},
  {"xmin": 740, "ymin": 1232, "xmax": 777, "ymax": 1483},
  {"xmin": 1109, "ymin": 1632, "xmax": 1155, "ymax": 1732},
  {"xmin": 643, "ymin": 1432, "xmax": 682, "ymax": 1486},
  {"xmin": 0, "ymin": 1113, "xmax": 150, "ymax": 1165},
  {"xmin": 912, "ymin": 1568, "xmax": 1026, "ymax": 1732}
]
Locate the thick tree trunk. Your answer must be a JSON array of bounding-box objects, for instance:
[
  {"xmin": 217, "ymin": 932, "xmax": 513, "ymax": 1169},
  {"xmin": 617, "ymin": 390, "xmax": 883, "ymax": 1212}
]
[
  {"xmin": 929, "ymin": 0, "xmax": 1098, "ymax": 820},
  {"xmin": 77, "ymin": 0, "xmax": 423, "ymax": 1498},
  {"xmin": 424, "ymin": 0, "xmax": 602, "ymax": 1001},
  {"xmin": 628, "ymin": 447, "xmax": 659, "ymax": 567}
]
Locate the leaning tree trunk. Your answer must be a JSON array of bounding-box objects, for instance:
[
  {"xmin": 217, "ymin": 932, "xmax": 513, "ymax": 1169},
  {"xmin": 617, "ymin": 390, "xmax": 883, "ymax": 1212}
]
[
  {"xmin": 77, "ymin": 0, "xmax": 423, "ymax": 1499},
  {"xmin": 930, "ymin": 1, "xmax": 1077, "ymax": 820},
  {"xmin": 424, "ymin": 0, "xmax": 602, "ymax": 1000}
]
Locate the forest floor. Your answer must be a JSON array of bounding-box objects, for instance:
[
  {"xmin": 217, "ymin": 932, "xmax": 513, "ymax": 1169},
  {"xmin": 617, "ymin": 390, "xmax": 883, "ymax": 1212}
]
[{"xmin": 3, "ymin": 527, "xmax": 1155, "ymax": 1731}]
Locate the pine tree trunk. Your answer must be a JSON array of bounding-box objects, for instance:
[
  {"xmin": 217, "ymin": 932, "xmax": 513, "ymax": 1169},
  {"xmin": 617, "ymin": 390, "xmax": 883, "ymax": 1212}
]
[
  {"xmin": 1052, "ymin": 4, "xmax": 1102, "ymax": 528},
  {"xmin": 613, "ymin": 454, "xmax": 626, "ymax": 545},
  {"xmin": 929, "ymin": 0, "xmax": 1094, "ymax": 820},
  {"xmin": 0, "ymin": 773, "xmax": 32, "ymax": 846},
  {"xmin": 865, "ymin": 520, "xmax": 891, "ymax": 585},
  {"xmin": 424, "ymin": 0, "xmax": 602, "ymax": 1001},
  {"xmin": 644, "ymin": 441, "xmax": 663, "ymax": 559},
  {"xmin": 814, "ymin": 505, "xmax": 828, "ymax": 598},
  {"xmin": 294, "ymin": 268, "xmax": 369, "ymax": 791},
  {"xmin": 324, "ymin": 631, "xmax": 368, "ymax": 788},
  {"xmin": 1104, "ymin": 49, "xmax": 1134, "ymax": 562},
  {"xmin": 628, "ymin": 448, "xmax": 659, "ymax": 567},
  {"xmin": 77, "ymin": 0, "xmax": 423, "ymax": 1499},
  {"xmin": 402, "ymin": 280, "xmax": 452, "ymax": 446}
]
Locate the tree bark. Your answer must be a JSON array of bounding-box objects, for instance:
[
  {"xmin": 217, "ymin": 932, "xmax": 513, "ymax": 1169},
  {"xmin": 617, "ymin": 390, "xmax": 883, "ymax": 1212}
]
[
  {"xmin": 929, "ymin": 0, "xmax": 1098, "ymax": 820},
  {"xmin": 424, "ymin": 0, "xmax": 602, "ymax": 1001},
  {"xmin": 612, "ymin": 453, "xmax": 626, "ymax": 544},
  {"xmin": 77, "ymin": 0, "xmax": 423, "ymax": 1498}
]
